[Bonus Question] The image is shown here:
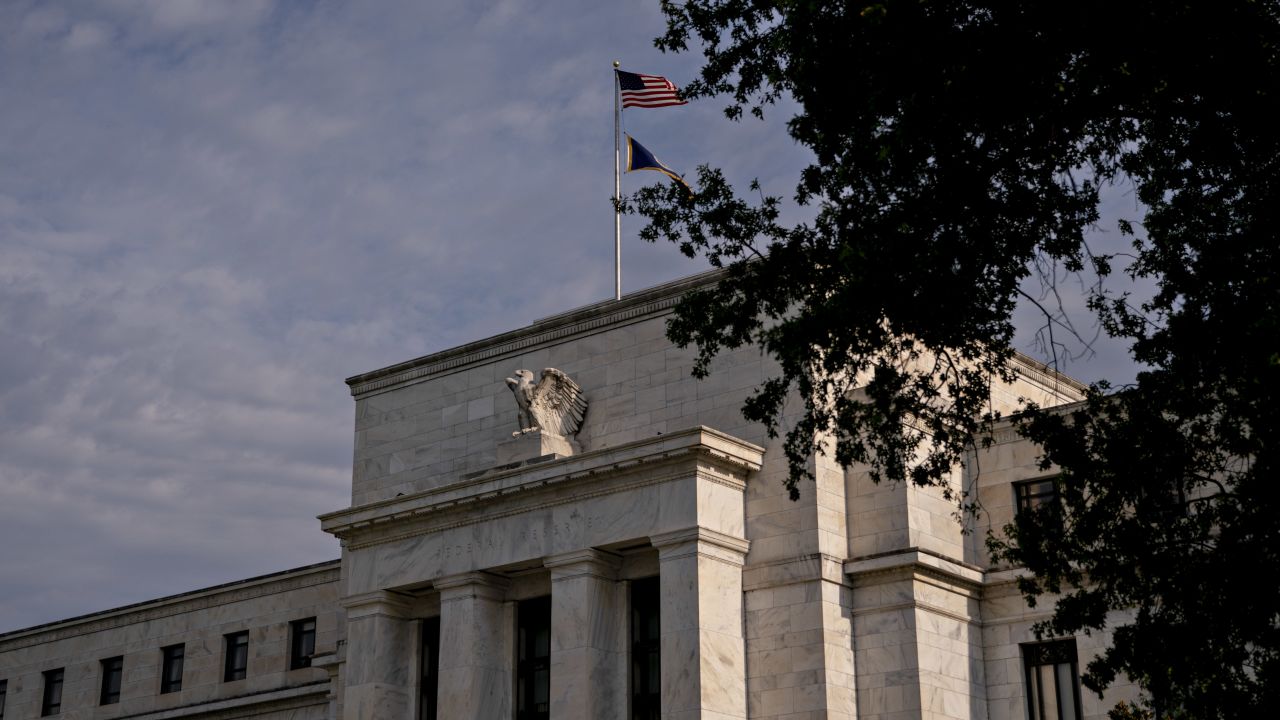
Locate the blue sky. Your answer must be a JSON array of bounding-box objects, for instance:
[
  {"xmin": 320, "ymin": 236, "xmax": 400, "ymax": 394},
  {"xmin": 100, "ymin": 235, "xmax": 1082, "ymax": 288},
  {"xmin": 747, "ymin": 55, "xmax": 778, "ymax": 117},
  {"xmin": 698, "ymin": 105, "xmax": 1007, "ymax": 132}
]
[{"xmin": 0, "ymin": 0, "xmax": 1143, "ymax": 633}]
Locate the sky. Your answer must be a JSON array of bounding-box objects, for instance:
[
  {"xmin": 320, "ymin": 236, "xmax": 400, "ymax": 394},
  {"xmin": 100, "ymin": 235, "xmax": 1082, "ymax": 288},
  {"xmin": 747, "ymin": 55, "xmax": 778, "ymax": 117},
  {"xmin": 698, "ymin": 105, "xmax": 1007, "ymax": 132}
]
[{"xmin": 0, "ymin": 0, "xmax": 1144, "ymax": 633}]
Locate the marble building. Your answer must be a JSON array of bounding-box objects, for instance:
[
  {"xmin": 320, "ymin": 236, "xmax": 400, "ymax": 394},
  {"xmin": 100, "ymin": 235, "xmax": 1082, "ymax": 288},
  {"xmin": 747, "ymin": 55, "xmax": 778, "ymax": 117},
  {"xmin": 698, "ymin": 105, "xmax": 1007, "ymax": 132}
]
[{"xmin": 0, "ymin": 271, "xmax": 1140, "ymax": 720}]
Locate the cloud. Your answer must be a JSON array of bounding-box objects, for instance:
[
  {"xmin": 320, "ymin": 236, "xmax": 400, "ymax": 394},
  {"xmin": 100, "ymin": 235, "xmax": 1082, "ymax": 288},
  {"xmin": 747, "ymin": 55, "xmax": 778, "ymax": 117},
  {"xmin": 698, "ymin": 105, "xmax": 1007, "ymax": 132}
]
[
  {"xmin": 0, "ymin": 0, "xmax": 1142, "ymax": 633},
  {"xmin": 241, "ymin": 102, "xmax": 356, "ymax": 154},
  {"xmin": 64, "ymin": 21, "xmax": 110, "ymax": 51},
  {"xmin": 105, "ymin": 0, "xmax": 272, "ymax": 34}
]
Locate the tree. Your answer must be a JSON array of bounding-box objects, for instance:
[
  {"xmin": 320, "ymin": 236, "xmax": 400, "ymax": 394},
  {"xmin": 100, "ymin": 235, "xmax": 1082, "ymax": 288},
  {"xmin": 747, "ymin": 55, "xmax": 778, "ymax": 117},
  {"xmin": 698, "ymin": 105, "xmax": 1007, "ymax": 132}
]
[{"xmin": 624, "ymin": 1, "xmax": 1280, "ymax": 717}]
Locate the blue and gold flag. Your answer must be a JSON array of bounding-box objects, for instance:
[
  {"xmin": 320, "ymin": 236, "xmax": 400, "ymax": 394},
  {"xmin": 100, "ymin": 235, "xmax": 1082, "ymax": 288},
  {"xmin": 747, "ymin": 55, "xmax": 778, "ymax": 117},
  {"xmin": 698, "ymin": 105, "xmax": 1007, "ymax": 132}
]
[{"xmin": 625, "ymin": 134, "xmax": 692, "ymax": 193}]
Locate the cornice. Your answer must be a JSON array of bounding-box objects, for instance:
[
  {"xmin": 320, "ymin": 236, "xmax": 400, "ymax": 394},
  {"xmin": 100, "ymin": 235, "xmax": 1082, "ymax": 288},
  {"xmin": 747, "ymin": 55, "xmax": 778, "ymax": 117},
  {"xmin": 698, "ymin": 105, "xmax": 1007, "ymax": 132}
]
[
  {"xmin": 320, "ymin": 427, "xmax": 764, "ymax": 550},
  {"xmin": 345, "ymin": 270, "xmax": 724, "ymax": 398},
  {"xmin": 1009, "ymin": 351, "xmax": 1090, "ymax": 398}
]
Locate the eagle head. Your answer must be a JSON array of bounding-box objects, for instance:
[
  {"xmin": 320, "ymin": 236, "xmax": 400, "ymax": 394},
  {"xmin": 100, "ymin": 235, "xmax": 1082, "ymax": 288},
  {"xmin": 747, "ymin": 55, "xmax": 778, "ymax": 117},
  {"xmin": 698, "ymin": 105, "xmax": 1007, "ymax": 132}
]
[{"xmin": 505, "ymin": 369, "xmax": 536, "ymax": 406}]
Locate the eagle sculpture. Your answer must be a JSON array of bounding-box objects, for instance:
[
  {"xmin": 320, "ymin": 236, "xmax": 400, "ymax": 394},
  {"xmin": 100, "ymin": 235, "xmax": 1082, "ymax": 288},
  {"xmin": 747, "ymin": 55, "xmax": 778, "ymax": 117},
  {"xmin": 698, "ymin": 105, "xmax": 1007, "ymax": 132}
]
[{"xmin": 504, "ymin": 368, "xmax": 588, "ymax": 437}]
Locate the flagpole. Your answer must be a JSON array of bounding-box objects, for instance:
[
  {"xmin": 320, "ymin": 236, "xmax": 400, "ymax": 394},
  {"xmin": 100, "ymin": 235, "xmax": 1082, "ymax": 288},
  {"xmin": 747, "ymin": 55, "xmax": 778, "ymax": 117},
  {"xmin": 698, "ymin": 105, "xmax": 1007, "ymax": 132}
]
[{"xmin": 613, "ymin": 60, "xmax": 622, "ymax": 301}]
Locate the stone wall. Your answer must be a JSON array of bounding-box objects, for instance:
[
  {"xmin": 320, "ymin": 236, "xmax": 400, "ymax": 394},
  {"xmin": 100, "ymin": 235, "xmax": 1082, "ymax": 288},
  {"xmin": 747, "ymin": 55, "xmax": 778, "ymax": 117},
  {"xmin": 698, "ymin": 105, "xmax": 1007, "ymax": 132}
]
[
  {"xmin": 0, "ymin": 561, "xmax": 339, "ymax": 720},
  {"xmin": 346, "ymin": 277, "xmax": 777, "ymax": 508}
]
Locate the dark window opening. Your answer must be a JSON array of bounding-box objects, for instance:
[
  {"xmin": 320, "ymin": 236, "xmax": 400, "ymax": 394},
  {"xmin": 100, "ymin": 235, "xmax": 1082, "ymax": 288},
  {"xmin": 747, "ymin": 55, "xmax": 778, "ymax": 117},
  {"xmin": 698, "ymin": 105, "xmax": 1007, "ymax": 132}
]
[
  {"xmin": 2, "ymin": 678, "xmax": 9, "ymax": 719},
  {"xmin": 160, "ymin": 644, "xmax": 184, "ymax": 694},
  {"xmin": 100, "ymin": 656, "xmax": 123, "ymax": 705},
  {"xmin": 515, "ymin": 596, "xmax": 551, "ymax": 720},
  {"xmin": 630, "ymin": 576, "xmax": 661, "ymax": 720},
  {"xmin": 41, "ymin": 668, "xmax": 64, "ymax": 716},
  {"xmin": 419, "ymin": 616, "xmax": 441, "ymax": 720},
  {"xmin": 290, "ymin": 617, "xmax": 317, "ymax": 670},
  {"xmin": 1015, "ymin": 477, "xmax": 1060, "ymax": 513},
  {"xmin": 1023, "ymin": 639, "xmax": 1083, "ymax": 720},
  {"xmin": 224, "ymin": 631, "xmax": 249, "ymax": 682}
]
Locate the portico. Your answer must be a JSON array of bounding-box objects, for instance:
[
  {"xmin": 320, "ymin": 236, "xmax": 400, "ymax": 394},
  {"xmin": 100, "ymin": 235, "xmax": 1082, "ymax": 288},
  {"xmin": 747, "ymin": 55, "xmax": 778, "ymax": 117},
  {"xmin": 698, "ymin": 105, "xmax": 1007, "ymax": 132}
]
[{"xmin": 320, "ymin": 426, "xmax": 762, "ymax": 719}]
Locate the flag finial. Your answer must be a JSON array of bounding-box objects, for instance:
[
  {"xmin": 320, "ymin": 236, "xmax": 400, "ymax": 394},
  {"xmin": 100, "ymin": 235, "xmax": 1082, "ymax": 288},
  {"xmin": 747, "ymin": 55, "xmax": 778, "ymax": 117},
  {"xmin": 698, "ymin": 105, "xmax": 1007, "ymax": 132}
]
[{"xmin": 613, "ymin": 60, "xmax": 620, "ymax": 68}]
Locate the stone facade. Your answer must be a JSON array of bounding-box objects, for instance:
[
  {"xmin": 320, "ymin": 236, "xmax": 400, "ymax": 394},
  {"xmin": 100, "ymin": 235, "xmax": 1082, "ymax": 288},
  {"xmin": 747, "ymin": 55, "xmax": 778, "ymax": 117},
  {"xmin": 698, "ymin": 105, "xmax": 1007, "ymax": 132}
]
[
  {"xmin": 0, "ymin": 562, "xmax": 339, "ymax": 720},
  {"xmin": 1, "ymin": 272, "xmax": 1142, "ymax": 719}
]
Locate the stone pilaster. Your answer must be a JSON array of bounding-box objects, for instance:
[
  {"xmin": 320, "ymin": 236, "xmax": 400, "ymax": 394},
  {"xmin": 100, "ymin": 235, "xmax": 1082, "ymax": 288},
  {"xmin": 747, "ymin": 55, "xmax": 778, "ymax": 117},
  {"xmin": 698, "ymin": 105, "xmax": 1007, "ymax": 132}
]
[
  {"xmin": 435, "ymin": 572, "xmax": 512, "ymax": 719},
  {"xmin": 339, "ymin": 591, "xmax": 414, "ymax": 720},
  {"xmin": 653, "ymin": 527, "xmax": 751, "ymax": 720},
  {"xmin": 545, "ymin": 549, "xmax": 627, "ymax": 719},
  {"xmin": 845, "ymin": 550, "xmax": 986, "ymax": 720}
]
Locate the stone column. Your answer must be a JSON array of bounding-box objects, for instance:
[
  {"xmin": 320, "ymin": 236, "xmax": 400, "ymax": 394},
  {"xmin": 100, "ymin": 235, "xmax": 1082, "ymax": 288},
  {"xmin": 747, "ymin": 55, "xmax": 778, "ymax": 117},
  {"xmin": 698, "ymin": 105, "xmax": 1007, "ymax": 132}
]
[
  {"xmin": 340, "ymin": 591, "xmax": 414, "ymax": 720},
  {"xmin": 546, "ymin": 549, "xmax": 627, "ymax": 720},
  {"xmin": 652, "ymin": 527, "xmax": 751, "ymax": 720},
  {"xmin": 436, "ymin": 572, "xmax": 512, "ymax": 719}
]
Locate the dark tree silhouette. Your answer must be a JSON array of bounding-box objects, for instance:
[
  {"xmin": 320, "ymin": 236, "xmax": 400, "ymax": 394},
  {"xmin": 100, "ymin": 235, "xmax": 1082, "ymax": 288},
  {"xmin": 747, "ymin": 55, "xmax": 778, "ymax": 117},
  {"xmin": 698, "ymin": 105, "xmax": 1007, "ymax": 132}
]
[{"xmin": 625, "ymin": 2, "xmax": 1280, "ymax": 716}]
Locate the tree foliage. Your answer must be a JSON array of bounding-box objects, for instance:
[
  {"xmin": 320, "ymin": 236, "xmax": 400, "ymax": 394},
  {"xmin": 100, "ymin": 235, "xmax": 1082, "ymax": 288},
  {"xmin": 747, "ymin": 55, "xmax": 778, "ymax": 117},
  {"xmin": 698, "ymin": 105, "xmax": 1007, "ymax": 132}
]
[{"xmin": 625, "ymin": 1, "xmax": 1280, "ymax": 716}]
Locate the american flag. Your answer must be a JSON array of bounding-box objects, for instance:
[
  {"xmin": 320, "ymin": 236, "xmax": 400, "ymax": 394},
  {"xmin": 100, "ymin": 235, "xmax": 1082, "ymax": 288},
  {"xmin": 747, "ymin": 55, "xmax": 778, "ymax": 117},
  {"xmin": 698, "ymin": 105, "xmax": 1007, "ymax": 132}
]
[{"xmin": 617, "ymin": 70, "xmax": 687, "ymax": 109}]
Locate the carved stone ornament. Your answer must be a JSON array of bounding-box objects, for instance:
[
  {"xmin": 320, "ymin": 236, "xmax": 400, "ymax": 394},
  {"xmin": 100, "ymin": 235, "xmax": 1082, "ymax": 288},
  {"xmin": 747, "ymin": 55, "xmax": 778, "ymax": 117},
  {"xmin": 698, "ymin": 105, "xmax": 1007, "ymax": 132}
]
[{"xmin": 504, "ymin": 368, "xmax": 588, "ymax": 437}]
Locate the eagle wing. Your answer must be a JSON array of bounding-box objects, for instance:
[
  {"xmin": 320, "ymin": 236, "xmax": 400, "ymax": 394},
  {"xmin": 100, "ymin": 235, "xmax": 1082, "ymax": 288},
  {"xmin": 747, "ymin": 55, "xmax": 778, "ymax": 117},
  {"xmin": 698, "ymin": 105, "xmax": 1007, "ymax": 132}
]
[{"xmin": 529, "ymin": 368, "xmax": 588, "ymax": 436}]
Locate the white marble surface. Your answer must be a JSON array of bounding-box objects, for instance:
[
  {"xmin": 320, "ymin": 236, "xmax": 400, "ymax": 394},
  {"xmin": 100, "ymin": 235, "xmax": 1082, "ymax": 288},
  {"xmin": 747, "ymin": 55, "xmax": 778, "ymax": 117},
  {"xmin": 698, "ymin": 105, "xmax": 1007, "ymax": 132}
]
[
  {"xmin": 547, "ymin": 550, "xmax": 626, "ymax": 719},
  {"xmin": 339, "ymin": 591, "xmax": 414, "ymax": 720},
  {"xmin": 348, "ymin": 290, "xmax": 780, "ymax": 506},
  {"xmin": 656, "ymin": 531, "xmax": 750, "ymax": 719},
  {"xmin": 435, "ymin": 573, "xmax": 512, "ymax": 720}
]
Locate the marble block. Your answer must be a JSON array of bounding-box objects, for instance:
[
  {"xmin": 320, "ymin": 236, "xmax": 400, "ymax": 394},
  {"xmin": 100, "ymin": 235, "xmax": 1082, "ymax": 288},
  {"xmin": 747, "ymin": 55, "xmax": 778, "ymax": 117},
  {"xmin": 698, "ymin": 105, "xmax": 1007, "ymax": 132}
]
[{"xmin": 495, "ymin": 429, "xmax": 578, "ymax": 464}]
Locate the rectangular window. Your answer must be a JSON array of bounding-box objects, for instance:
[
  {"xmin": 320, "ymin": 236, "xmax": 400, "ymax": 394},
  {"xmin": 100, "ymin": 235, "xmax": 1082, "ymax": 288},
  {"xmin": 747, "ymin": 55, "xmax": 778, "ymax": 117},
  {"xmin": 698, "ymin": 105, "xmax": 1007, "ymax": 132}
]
[
  {"xmin": 1023, "ymin": 639, "xmax": 1083, "ymax": 720},
  {"xmin": 290, "ymin": 617, "xmax": 317, "ymax": 670},
  {"xmin": 100, "ymin": 656, "xmax": 123, "ymax": 705},
  {"xmin": 224, "ymin": 631, "xmax": 249, "ymax": 682},
  {"xmin": 160, "ymin": 644, "xmax": 184, "ymax": 694},
  {"xmin": 515, "ymin": 596, "xmax": 551, "ymax": 720},
  {"xmin": 1015, "ymin": 477, "xmax": 1060, "ymax": 513},
  {"xmin": 1, "ymin": 678, "xmax": 8, "ymax": 719},
  {"xmin": 41, "ymin": 668, "xmax": 63, "ymax": 716},
  {"xmin": 419, "ymin": 616, "xmax": 441, "ymax": 720},
  {"xmin": 630, "ymin": 576, "xmax": 661, "ymax": 720}
]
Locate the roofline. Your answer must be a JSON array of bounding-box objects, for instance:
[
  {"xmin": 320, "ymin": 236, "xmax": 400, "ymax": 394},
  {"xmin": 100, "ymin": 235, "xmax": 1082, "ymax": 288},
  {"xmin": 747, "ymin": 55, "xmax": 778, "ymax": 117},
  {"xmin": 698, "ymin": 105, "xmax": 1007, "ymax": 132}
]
[
  {"xmin": 0, "ymin": 558, "xmax": 340, "ymax": 641},
  {"xmin": 1009, "ymin": 350, "xmax": 1091, "ymax": 396},
  {"xmin": 344, "ymin": 267, "xmax": 1089, "ymax": 399},
  {"xmin": 344, "ymin": 268, "xmax": 725, "ymax": 397}
]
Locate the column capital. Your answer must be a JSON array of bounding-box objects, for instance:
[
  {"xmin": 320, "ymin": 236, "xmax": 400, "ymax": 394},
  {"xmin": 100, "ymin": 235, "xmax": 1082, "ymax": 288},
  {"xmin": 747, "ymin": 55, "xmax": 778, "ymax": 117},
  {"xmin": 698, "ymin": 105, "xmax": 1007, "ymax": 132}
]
[
  {"xmin": 545, "ymin": 548, "xmax": 622, "ymax": 582},
  {"xmin": 651, "ymin": 526, "xmax": 750, "ymax": 566},
  {"xmin": 435, "ymin": 571, "xmax": 510, "ymax": 601},
  {"xmin": 339, "ymin": 589, "xmax": 415, "ymax": 618}
]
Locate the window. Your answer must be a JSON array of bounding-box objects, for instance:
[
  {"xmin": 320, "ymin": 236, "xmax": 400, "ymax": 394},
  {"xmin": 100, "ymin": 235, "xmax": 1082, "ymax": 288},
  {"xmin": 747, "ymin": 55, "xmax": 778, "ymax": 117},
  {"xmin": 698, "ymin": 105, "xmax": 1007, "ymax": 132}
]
[
  {"xmin": 515, "ymin": 596, "xmax": 551, "ymax": 720},
  {"xmin": 289, "ymin": 617, "xmax": 317, "ymax": 670},
  {"xmin": 630, "ymin": 576, "xmax": 661, "ymax": 720},
  {"xmin": 419, "ymin": 617, "xmax": 441, "ymax": 720},
  {"xmin": 100, "ymin": 656, "xmax": 123, "ymax": 705},
  {"xmin": 1023, "ymin": 639, "xmax": 1083, "ymax": 720},
  {"xmin": 1015, "ymin": 477, "xmax": 1060, "ymax": 514},
  {"xmin": 160, "ymin": 644, "xmax": 184, "ymax": 694},
  {"xmin": 1, "ymin": 678, "xmax": 8, "ymax": 719},
  {"xmin": 224, "ymin": 631, "xmax": 249, "ymax": 682},
  {"xmin": 41, "ymin": 668, "xmax": 63, "ymax": 716}
]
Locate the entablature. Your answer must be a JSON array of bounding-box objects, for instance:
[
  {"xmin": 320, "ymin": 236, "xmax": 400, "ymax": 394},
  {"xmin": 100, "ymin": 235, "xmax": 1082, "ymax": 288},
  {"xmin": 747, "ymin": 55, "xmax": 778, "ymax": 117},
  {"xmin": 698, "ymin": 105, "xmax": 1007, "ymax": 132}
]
[{"xmin": 320, "ymin": 426, "xmax": 763, "ymax": 551}]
